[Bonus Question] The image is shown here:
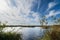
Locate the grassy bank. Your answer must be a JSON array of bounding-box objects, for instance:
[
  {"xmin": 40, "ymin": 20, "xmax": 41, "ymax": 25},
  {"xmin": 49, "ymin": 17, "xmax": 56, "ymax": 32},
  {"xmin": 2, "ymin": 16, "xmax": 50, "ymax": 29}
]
[{"xmin": 38, "ymin": 25, "xmax": 60, "ymax": 40}]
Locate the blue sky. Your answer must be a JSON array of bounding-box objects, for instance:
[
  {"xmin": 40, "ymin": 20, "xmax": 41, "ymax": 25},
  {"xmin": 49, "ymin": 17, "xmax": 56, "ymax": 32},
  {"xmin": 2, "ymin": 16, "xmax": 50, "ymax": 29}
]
[{"xmin": 0, "ymin": 0, "xmax": 60, "ymax": 25}]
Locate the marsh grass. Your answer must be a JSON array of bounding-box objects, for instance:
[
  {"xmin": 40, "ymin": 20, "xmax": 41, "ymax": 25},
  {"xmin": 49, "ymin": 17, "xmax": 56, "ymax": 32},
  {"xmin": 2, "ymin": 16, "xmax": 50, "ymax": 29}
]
[
  {"xmin": 0, "ymin": 32, "xmax": 22, "ymax": 40},
  {"xmin": 38, "ymin": 25, "xmax": 60, "ymax": 40},
  {"xmin": 0, "ymin": 22, "xmax": 22, "ymax": 40}
]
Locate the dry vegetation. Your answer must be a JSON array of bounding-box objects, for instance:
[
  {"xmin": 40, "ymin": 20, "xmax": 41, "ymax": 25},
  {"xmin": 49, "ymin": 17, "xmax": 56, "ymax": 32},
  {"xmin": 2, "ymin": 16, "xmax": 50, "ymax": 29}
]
[{"xmin": 39, "ymin": 25, "xmax": 60, "ymax": 40}]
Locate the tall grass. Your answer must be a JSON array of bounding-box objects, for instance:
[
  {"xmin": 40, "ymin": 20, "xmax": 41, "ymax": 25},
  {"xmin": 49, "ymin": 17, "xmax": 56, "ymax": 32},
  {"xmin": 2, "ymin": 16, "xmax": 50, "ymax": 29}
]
[
  {"xmin": 38, "ymin": 25, "xmax": 60, "ymax": 40},
  {"xmin": 0, "ymin": 32, "xmax": 22, "ymax": 40},
  {"xmin": 0, "ymin": 22, "xmax": 22, "ymax": 40}
]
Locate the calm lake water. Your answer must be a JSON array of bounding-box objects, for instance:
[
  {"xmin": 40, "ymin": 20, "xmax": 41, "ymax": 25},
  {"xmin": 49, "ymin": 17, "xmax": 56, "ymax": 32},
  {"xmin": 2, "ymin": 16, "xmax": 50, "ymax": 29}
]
[{"xmin": 3, "ymin": 27, "xmax": 46, "ymax": 40}]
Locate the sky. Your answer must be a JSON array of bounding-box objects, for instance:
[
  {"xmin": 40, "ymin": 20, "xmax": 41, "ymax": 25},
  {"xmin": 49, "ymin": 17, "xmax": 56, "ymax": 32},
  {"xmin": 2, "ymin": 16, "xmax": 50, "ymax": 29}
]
[{"xmin": 0, "ymin": 0, "xmax": 60, "ymax": 25}]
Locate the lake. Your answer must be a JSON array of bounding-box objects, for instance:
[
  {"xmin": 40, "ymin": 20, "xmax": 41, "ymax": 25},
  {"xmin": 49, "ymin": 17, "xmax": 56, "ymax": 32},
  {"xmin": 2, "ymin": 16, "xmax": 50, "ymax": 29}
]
[{"xmin": 3, "ymin": 27, "xmax": 46, "ymax": 40}]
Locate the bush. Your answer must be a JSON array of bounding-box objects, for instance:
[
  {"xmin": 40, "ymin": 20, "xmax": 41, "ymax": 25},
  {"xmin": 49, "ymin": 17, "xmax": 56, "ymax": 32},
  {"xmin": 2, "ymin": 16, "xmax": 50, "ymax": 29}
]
[{"xmin": 0, "ymin": 32, "xmax": 22, "ymax": 40}]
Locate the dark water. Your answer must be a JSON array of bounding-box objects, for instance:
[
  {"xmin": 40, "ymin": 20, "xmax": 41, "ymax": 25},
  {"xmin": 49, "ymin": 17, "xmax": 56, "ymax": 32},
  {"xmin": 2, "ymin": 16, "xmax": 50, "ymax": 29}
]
[{"xmin": 3, "ymin": 27, "xmax": 46, "ymax": 40}]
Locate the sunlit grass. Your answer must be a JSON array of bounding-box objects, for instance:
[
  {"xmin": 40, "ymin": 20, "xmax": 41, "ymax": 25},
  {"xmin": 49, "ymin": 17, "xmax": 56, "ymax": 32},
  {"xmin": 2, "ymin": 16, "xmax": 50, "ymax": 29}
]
[{"xmin": 38, "ymin": 25, "xmax": 60, "ymax": 40}]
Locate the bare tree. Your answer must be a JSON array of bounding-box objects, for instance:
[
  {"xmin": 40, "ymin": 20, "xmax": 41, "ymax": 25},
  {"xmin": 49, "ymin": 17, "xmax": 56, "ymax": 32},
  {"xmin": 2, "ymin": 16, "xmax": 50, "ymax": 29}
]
[{"xmin": 39, "ymin": 16, "xmax": 48, "ymax": 29}]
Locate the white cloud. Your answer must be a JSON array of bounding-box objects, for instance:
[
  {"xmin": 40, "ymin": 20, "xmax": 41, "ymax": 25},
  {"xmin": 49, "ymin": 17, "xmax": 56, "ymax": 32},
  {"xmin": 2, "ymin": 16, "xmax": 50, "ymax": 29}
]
[
  {"xmin": 45, "ymin": 2, "xmax": 60, "ymax": 18},
  {"xmin": 48, "ymin": 2, "xmax": 56, "ymax": 8},
  {"xmin": 32, "ymin": 12, "xmax": 40, "ymax": 22},
  {"xmin": 46, "ymin": 10, "xmax": 60, "ymax": 18},
  {"xmin": 46, "ymin": 2, "xmax": 57, "ymax": 12},
  {"xmin": 0, "ymin": 0, "xmax": 40, "ymax": 25}
]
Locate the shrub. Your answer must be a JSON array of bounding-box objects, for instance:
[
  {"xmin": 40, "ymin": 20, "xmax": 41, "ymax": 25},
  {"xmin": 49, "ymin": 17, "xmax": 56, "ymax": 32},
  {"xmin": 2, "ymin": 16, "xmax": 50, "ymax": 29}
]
[{"xmin": 0, "ymin": 32, "xmax": 22, "ymax": 40}]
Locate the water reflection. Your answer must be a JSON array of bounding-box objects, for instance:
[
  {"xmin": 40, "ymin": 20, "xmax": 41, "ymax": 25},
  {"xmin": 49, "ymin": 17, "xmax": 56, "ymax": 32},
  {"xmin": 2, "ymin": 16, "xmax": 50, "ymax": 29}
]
[{"xmin": 3, "ymin": 27, "xmax": 46, "ymax": 40}]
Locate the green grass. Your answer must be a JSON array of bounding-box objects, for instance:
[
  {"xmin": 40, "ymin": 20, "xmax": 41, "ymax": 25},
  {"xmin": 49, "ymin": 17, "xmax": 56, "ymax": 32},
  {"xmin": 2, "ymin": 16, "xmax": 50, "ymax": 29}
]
[{"xmin": 0, "ymin": 32, "xmax": 22, "ymax": 40}]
